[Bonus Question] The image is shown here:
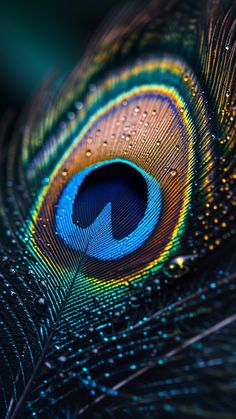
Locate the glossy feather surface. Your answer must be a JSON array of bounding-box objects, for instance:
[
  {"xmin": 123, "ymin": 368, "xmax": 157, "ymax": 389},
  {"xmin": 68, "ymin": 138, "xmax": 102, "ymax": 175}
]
[{"xmin": 0, "ymin": 0, "xmax": 235, "ymax": 417}]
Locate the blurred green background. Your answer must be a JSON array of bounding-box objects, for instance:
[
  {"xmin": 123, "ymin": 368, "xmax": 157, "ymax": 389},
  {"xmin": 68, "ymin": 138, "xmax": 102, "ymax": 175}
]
[{"xmin": 0, "ymin": 0, "xmax": 128, "ymax": 114}]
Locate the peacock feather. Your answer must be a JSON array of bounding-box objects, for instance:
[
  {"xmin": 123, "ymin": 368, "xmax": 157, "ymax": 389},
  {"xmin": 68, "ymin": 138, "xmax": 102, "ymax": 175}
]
[{"xmin": 0, "ymin": 0, "xmax": 235, "ymax": 417}]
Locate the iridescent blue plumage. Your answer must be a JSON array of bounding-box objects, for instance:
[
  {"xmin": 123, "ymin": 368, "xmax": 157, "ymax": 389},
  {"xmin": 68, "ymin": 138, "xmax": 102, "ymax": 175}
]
[
  {"xmin": 0, "ymin": 0, "xmax": 235, "ymax": 418},
  {"xmin": 56, "ymin": 158, "xmax": 162, "ymax": 260}
]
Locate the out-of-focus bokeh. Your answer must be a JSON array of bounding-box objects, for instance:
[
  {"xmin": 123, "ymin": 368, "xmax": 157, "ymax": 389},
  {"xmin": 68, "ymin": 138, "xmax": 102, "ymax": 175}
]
[{"xmin": 0, "ymin": 0, "xmax": 127, "ymax": 115}]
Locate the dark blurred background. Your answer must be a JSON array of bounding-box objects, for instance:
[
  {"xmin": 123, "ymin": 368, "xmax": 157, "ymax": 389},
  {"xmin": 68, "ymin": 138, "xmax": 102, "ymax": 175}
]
[{"xmin": 0, "ymin": 0, "xmax": 128, "ymax": 116}]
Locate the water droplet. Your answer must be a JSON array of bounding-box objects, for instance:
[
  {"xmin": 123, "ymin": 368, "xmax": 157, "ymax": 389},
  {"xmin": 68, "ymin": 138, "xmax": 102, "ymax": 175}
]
[
  {"xmin": 27, "ymin": 269, "xmax": 34, "ymax": 278},
  {"xmin": 42, "ymin": 177, "xmax": 50, "ymax": 185},
  {"xmin": 57, "ymin": 356, "xmax": 67, "ymax": 363},
  {"xmin": 62, "ymin": 168, "xmax": 68, "ymax": 177},
  {"xmin": 39, "ymin": 280, "xmax": 48, "ymax": 290},
  {"xmin": 86, "ymin": 150, "xmax": 92, "ymax": 157},
  {"xmin": 163, "ymin": 255, "xmax": 199, "ymax": 278},
  {"xmin": 170, "ymin": 169, "xmax": 177, "ymax": 177},
  {"xmin": 44, "ymin": 361, "xmax": 53, "ymax": 369},
  {"xmin": 34, "ymin": 295, "xmax": 48, "ymax": 315},
  {"xmin": 75, "ymin": 101, "xmax": 83, "ymax": 111},
  {"xmin": 68, "ymin": 111, "xmax": 75, "ymax": 120}
]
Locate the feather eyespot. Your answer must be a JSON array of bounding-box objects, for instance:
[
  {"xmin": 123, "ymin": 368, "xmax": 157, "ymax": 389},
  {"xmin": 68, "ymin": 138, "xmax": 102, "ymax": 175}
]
[
  {"xmin": 56, "ymin": 159, "xmax": 162, "ymax": 261},
  {"xmin": 29, "ymin": 57, "xmax": 214, "ymax": 282}
]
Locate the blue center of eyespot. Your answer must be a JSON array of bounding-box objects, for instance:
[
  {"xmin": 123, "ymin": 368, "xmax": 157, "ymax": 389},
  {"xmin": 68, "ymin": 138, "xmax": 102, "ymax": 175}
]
[
  {"xmin": 72, "ymin": 162, "xmax": 148, "ymax": 240},
  {"xmin": 55, "ymin": 158, "xmax": 162, "ymax": 260}
]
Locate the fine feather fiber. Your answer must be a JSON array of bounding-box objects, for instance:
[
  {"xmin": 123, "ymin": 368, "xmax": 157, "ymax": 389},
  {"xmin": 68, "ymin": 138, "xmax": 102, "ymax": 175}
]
[{"xmin": 0, "ymin": 0, "xmax": 235, "ymax": 417}]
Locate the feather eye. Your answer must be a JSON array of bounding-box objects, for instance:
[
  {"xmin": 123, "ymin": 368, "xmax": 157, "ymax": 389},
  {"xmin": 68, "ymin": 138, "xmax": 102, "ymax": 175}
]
[
  {"xmin": 0, "ymin": 0, "xmax": 235, "ymax": 417},
  {"xmin": 25, "ymin": 57, "xmax": 214, "ymax": 283}
]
